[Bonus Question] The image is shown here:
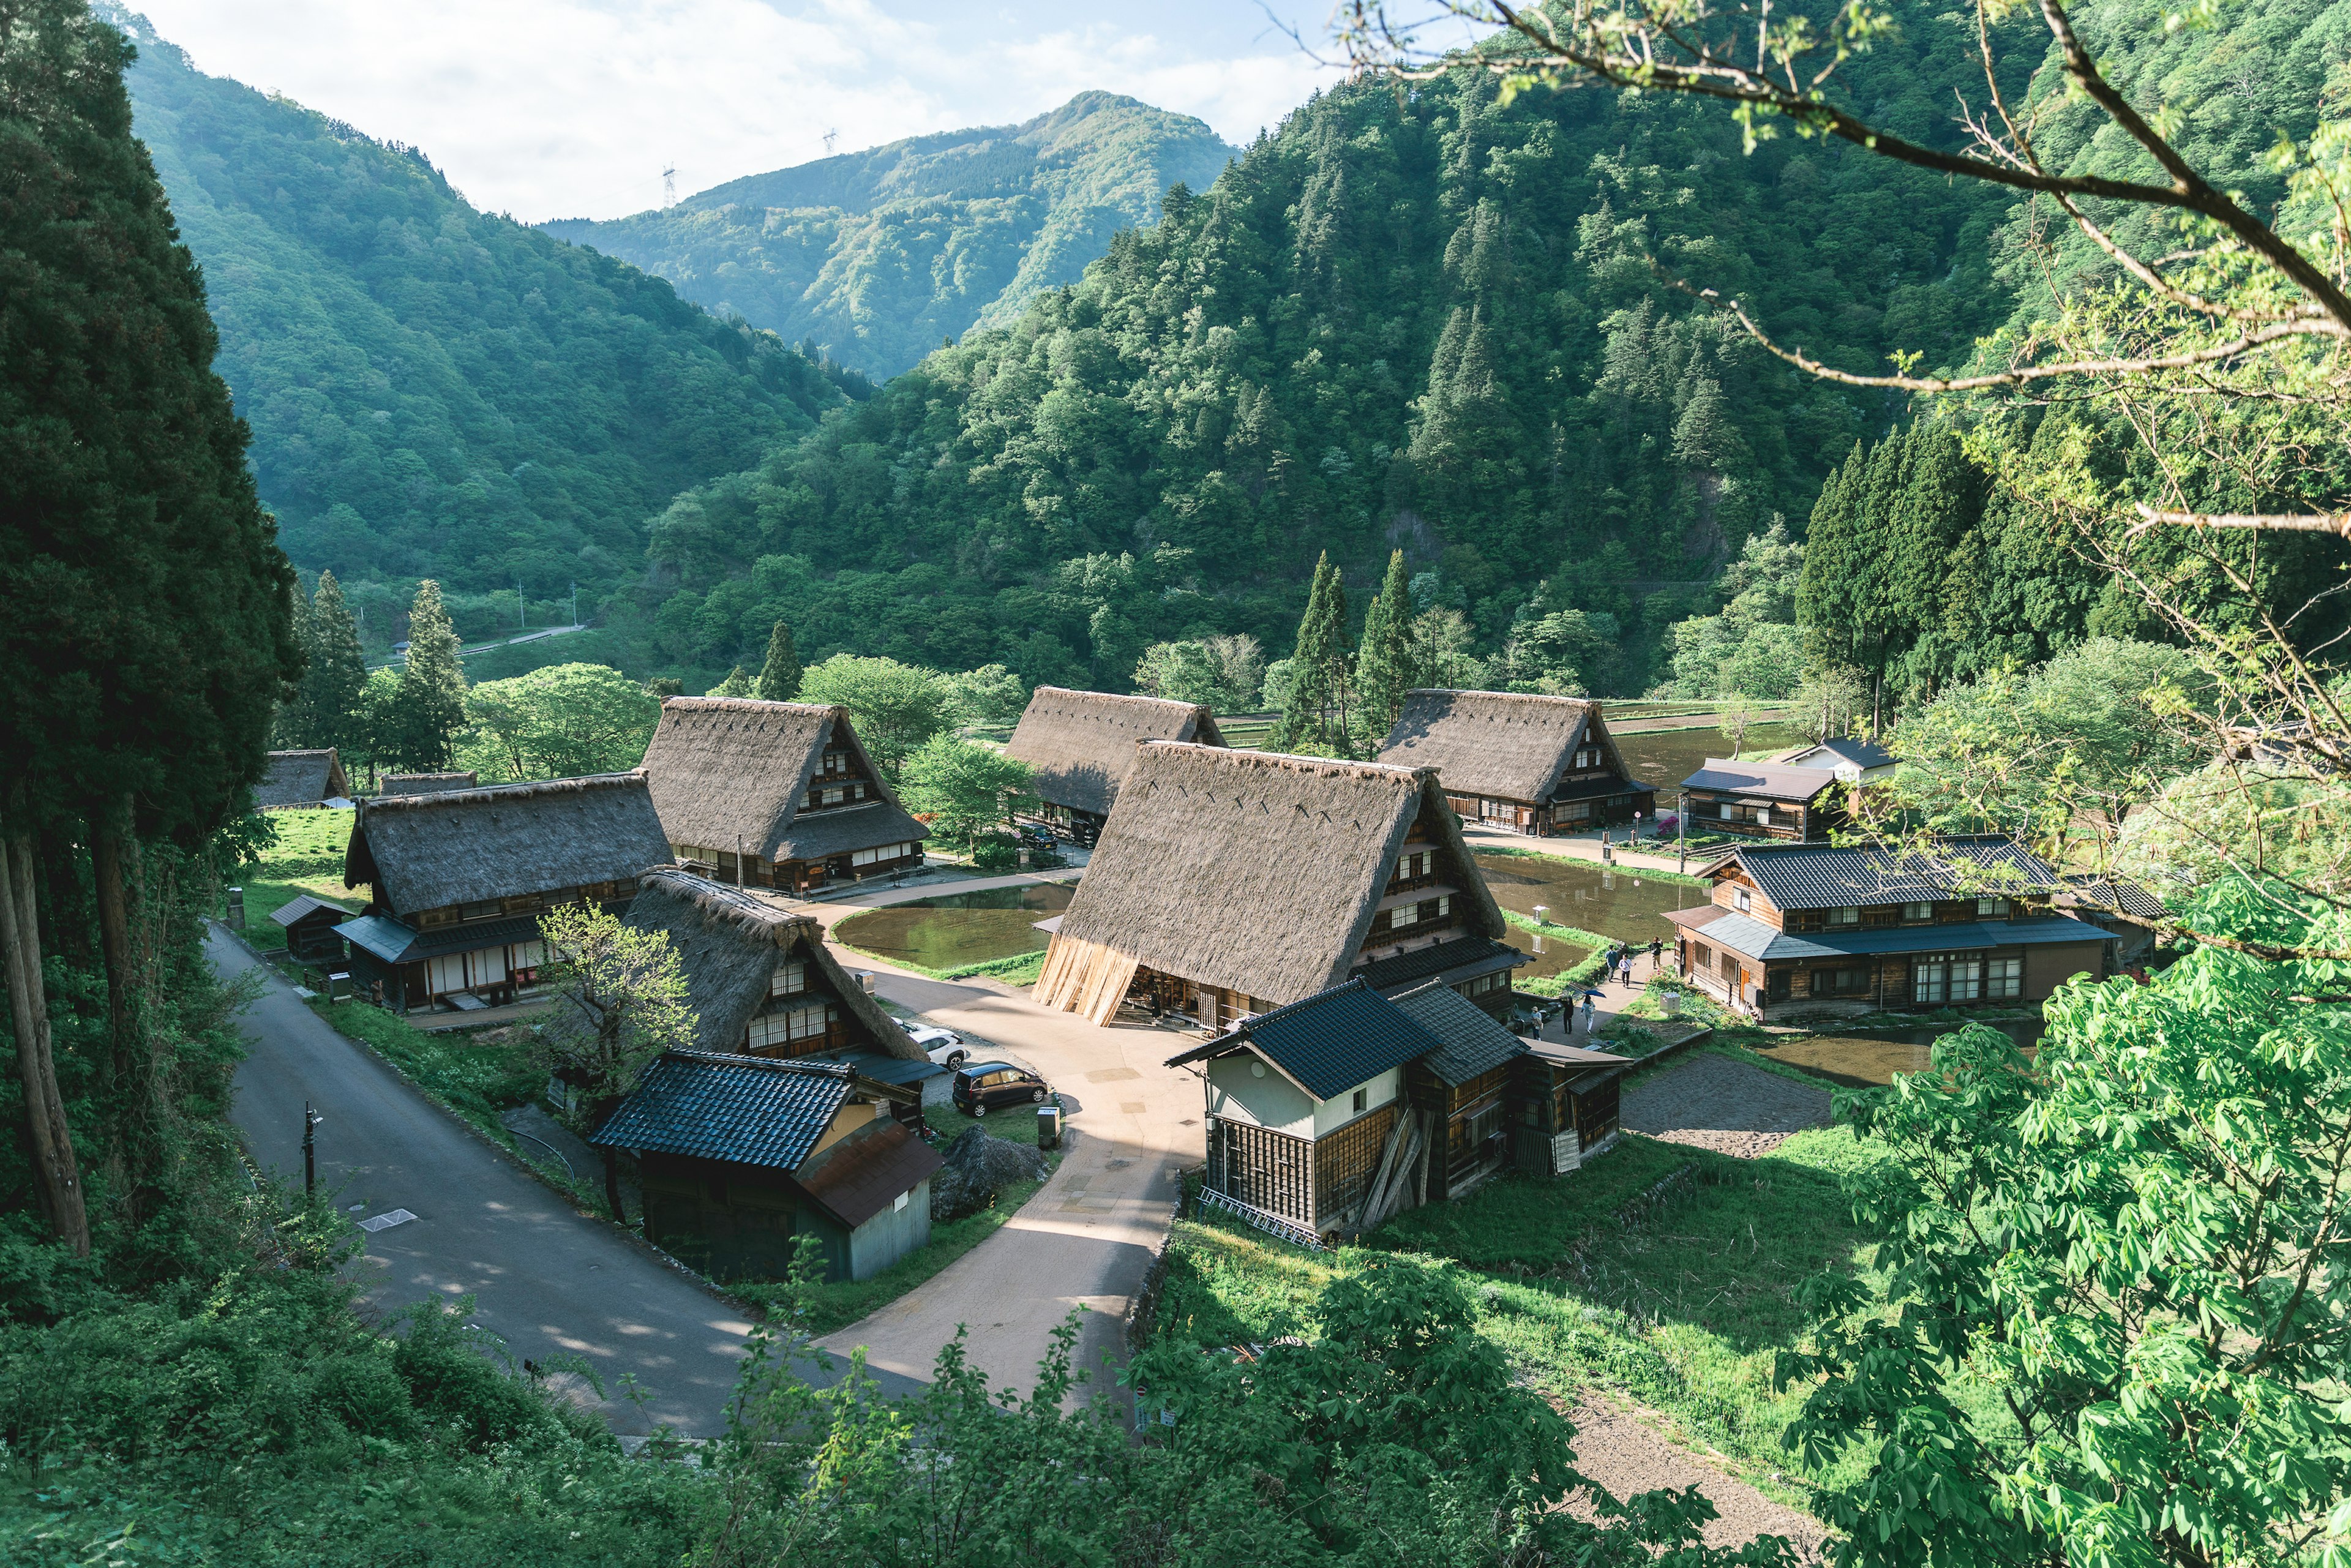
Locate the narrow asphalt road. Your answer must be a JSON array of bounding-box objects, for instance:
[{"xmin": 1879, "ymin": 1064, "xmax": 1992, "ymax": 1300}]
[
  {"xmin": 209, "ymin": 925, "xmax": 921, "ymax": 1436},
  {"xmin": 803, "ymin": 892, "xmax": 1205, "ymax": 1407}
]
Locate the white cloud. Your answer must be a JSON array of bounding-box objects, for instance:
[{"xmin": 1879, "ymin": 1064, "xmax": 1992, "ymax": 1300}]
[{"xmin": 124, "ymin": 0, "xmax": 1336, "ymax": 219}]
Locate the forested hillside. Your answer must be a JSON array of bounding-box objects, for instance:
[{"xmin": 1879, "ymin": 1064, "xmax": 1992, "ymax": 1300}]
[
  {"xmin": 540, "ymin": 94, "xmax": 1235, "ymax": 380},
  {"xmin": 105, "ymin": 7, "xmax": 854, "ymax": 634},
  {"xmin": 632, "ymin": 23, "xmax": 2026, "ymax": 695}
]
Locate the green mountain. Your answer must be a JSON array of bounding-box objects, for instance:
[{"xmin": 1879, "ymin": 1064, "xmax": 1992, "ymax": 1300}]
[
  {"xmin": 631, "ymin": 37, "xmax": 2028, "ymax": 694},
  {"xmin": 539, "ymin": 94, "xmax": 1236, "ymax": 380},
  {"xmin": 106, "ymin": 7, "xmax": 853, "ymax": 634}
]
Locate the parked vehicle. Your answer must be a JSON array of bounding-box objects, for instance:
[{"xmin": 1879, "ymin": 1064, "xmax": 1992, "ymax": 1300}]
[
  {"xmin": 952, "ymin": 1061, "xmax": 1050, "ymax": 1116},
  {"xmin": 904, "ymin": 1022, "xmax": 967, "ymax": 1068},
  {"xmin": 1019, "ymin": 823, "xmax": 1057, "ymax": 848}
]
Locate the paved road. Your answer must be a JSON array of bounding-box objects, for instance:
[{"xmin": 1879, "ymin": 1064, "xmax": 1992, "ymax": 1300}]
[
  {"xmin": 209, "ymin": 925, "xmax": 921, "ymax": 1436},
  {"xmin": 792, "ymin": 893, "xmax": 1204, "ymax": 1406}
]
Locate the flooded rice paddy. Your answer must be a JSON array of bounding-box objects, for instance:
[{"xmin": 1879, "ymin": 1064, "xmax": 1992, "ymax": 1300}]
[
  {"xmin": 832, "ymin": 882, "xmax": 1074, "ymax": 971},
  {"xmin": 1610, "ymin": 721, "xmax": 1808, "ymax": 795},
  {"xmin": 1747, "ymin": 1017, "xmax": 2044, "ymax": 1087},
  {"xmin": 1473, "ymin": 851, "xmax": 1695, "ymax": 942}
]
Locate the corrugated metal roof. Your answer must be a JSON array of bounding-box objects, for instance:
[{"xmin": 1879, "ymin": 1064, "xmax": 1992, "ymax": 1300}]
[
  {"xmin": 588, "ymin": 1052, "xmax": 853, "ymax": 1170},
  {"xmin": 1354, "ymin": 935, "xmax": 1525, "ymax": 993},
  {"xmin": 1678, "ymin": 760, "xmax": 1842, "ymax": 801},
  {"xmin": 1782, "ymin": 737, "xmax": 1894, "ymax": 770},
  {"xmin": 1389, "ymin": 980, "xmax": 1528, "ymax": 1086},
  {"xmin": 797, "ymin": 1121, "xmax": 945, "ymax": 1228},
  {"xmin": 334, "ymin": 915, "xmax": 423, "ymax": 964},
  {"xmin": 1730, "ymin": 838, "xmax": 2058, "ymax": 910},
  {"xmin": 1681, "ymin": 911, "xmax": 2109, "ymax": 964},
  {"xmin": 2063, "ymin": 875, "xmax": 2168, "ymax": 923},
  {"xmin": 271, "ymin": 893, "xmax": 354, "ymax": 928},
  {"xmin": 1163, "ymin": 978, "xmax": 1445, "ymax": 1101}
]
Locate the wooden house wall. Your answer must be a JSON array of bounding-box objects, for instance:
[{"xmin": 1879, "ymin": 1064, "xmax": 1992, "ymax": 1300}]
[
  {"xmin": 1207, "ymin": 1119, "xmax": 1314, "ymax": 1226},
  {"xmin": 638, "ymin": 1152, "xmax": 825, "ymax": 1281},
  {"xmin": 1311, "ymin": 1105, "xmax": 1398, "ymax": 1229},
  {"xmin": 1409, "ymin": 1060, "xmax": 1512, "ymax": 1199}
]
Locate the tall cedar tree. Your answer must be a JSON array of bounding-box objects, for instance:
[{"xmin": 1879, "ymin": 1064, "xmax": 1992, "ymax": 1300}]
[
  {"xmin": 1270, "ymin": 554, "xmax": 1351, "ymax": 754},
  {"xmin": 294, "ymin": 569, "xmax": 366, "ymax": 756},
  {"xmin": 754, "ymin": 619, "xmax": 801, "ymax": 702},
  {"xmin": 1355, "ymin": 549, "xmax": 1415, "ymax": 733},
  {"xmin": 0, "ymin": 0, "xmax": 300, "ymax": 1247},
  {"xmin": 396, "ymin": 581, "xmax": 466, "ymax": 770},
  {"xmin": 273, "ymin": 577, "xmax": 314, "ymax": 746}
]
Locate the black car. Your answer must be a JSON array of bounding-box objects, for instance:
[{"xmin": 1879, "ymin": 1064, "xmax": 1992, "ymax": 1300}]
[
  {"xmin": 952, "ymin": 1061, "xmax": 1051, "ymax": 1116},
  {"xmin": 1019, "ymin": 823, "xmax": 1057, "ymax": 847}
]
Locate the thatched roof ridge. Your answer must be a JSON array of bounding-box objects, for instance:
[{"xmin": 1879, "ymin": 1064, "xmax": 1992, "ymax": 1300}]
[
  {"xmin": 623, "ymin": 867, "xmax": 922, "ymax": 1062},
  {"xmin": 1003, "ymin": 686, "xmax": 1226, "ymax": 817},
  {"xmin": 257, "ymin": 749, "xmax": 350, "ymax": 809},
  {"xmin": 1377, "ymin": 689, "xmax": 1624, "ymax": 803},
  {"xmin": 1043, "ymin": 741, "xmax": 1507, "ymax": 1007},
  {"xmin": 381, "ymin": 771, "xmax": 478, "ymax": 797},
  {"xmin": 344, "ymin": 771, "xmax": 671, "ymax": 915},
  {"xmin": 638, "ymin": 696, "xmax": 923, "ymax": 863}
]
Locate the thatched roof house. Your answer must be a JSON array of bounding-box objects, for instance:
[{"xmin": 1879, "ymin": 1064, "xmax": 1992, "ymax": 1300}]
[
  {"xmin": 621, "ymin": 866, "xmax": 926, "ymax": 1068},
  {"xmin": 1035, "ymin": 743, "xmax": 1517, "ymax": 1027},
  {"xmin": 381, "ymin": 771, "xmax": 478, "ymax": 796},
  {"xmin": 256, "ymin": 749, "xmax": 350, "ymax": 809},
  {"xmin": 1003, "ymin": 687, "xmax": 1226, "ymax": 836},
  {"xmin": 334, "ymin": 773, "xmax": 672, "ymax": 1013},
  {"xmin": 1376, "ymin": 691, "xmax": 1654, "ymax": 835},
  {"xmin": 637, "ymin": 697, "xmax": 925, "ymax": 891}
]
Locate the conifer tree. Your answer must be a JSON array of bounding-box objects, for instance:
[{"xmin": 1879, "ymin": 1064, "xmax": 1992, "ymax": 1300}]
[
  {"xmin": 303, "ymin": 570, "xmax": 367, "ymax": 756},
  {"xmin": 754, "ymin": 620, "xmax": 802, "ymax": 702},
  {"xmin": 274, "ymin": 578, "xmax": 317, "ymax": 746},
  {"xmin": 396, "ymin": 581, "xmax": 467, "ymax": 770},
  {"xmin": 1355, "ymin": 549, "xmax": 1415, "ymax": 733},
  {"xmin": 1270, "ymin": 554, "xmax": 1354, "ymax": 754}
]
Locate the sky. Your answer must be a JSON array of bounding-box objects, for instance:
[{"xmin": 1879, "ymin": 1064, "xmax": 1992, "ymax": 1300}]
[{"xmin": 126, "ymin": 0, "xmax": 1384, "ymax": 221}]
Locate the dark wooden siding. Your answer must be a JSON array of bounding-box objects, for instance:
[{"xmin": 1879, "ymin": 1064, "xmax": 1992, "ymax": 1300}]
[{"xmin": 1313, "ymin": 1106, "xmax": 1398, "ymax": 1228}]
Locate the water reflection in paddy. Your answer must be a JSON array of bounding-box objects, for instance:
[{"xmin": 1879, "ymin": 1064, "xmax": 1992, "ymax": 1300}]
[
  {"xmin": 1749, "ymin": 1018, "xmax": 2043, "ymax": 1087},
  {"xmin": 832, "ymin": 882, "xmax": 1075, "ymax": 972},
  {"xmin": 1610, "ymin": 721, "xmax": 1807, "ymax": 796},
  {"xmin": 1472, "ymin": 850, "xmax": 1693, "ymax": 942}
]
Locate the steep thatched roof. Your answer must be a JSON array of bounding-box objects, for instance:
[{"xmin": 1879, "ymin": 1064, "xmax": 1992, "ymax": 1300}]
[
  {"xmin": 638, "ymin": 697, "xmax": 926, "ymax": 863},
  {"xmin": 1003, "ymin": 687, "xmax": 1227, "ymax": 817},
  {"xmin": 1378, "ymin": 690, "xmax": 1643, "ymax": 803},
  {"xmin": 622, "ymin": 867, "xmax": 923, "ymax": 1061},
  {"xmin": 257, "ymin": 749, "xmax": 349, "ymax": 809},
  {"xmin": 1041, "ymin": 743, "xmax": 1507, "ymax": 1007},
  {"xmin": 344, "ymin": 773, "xmax": 671, "ymax": 916},
  {"xmin": 381, "ymin": 771, "xmax": 478, "ymax": 797}
]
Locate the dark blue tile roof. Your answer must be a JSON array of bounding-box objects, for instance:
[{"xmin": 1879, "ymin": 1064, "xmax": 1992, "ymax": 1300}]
[
  {"xmin": 1681, "ymin": 911, "xmax": 2110, "ymax": 963},
  {"xmin": 588, "ymin": 1052, "xmax": 853, "ymax": 1170},
  {"xmin": 1354, "ymin": 935, "xmax": 1525, "ymax": 993},
  {"xmin": 1389, "ymin": 980, "xmax": 1528, "ymax": 1086},
  {"xmin": 1164, "ymin": 978, "xmax": 1445, "ymax": 1101},
  {"xmin": 1731, "ymin": 837, "xmax": 2058, "ymax": 910}
]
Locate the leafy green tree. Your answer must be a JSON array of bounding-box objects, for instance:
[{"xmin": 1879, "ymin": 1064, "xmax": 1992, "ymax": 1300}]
[
  {"xmin": 536, "ymin": 901, "xmax": 696, "ymax": 1222},
  {"xmin": 1133, "ymin": 640, "xmax": 1225, "ymax": 707},
  {"xmin": 349, "ymin": 667, "xmax": 405, "ymax": 789},
  {"xmin": 708, "ymin": 666, "xmax": 753, "ymax": 698},
  {"xmin": 459, "ymin": 664, "xmax": 660, "ymax": 782},
  {"xmin": 796, "ymin": 654, "xmax": 953, "ymax": 781},
  {"xmin": 1779, "ymin": 880, "xmax": 2351, "ymax": 1567},
  {"xmin": 1354, "ymin": 549, "xmax": 1415, "ymax": 732},
  {"xmin": 752, "ymin": 620, "xmax": 801, "ymax": 702},
  {"xmin": 899, "ymin": 737, "xmax": 1034, "ymax": 853},
  {"xmin": 938, "ymin": 662, "xmax": 1028, "ymax": 727},
  {"xmin": 1201, "ymin": 633, "xmax": 1267, "ymax": 711},
  {"xmin": 394, "ymin": 582, "xmax": 467, "ymax": 771}
]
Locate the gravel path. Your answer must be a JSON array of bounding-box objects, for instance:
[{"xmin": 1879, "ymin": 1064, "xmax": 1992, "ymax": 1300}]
[
  {"xmin": 1561, "ymin": 1394, "xmax": 1826, "ymax": 1559},
  {"xmin": 1622, "ymin": 1053, "xmax": 1833, "ymax": 1158}
]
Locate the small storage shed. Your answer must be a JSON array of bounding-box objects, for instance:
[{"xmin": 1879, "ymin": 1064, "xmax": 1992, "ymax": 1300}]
[
  {"xmin": 269, "ymin": 893, "xmax": 355, "ymax": 965},
  {"xmin": 590, "ymin": 1052, "xmax": 942, "ymax": 1283},
  {"xmin": 1389, "ymin": 979, "xmax": 1532, "ymax": 1202},
  {"xmin": 1515, "ymin": 1039, "xmax": 1630, "ymax": 1174}
]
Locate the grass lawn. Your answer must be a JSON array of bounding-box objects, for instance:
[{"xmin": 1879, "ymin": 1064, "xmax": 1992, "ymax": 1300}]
[
  {"xmin": 835, "ymin": 939, "xmax": 1049, "ymax": 986},
  {"xmin": 250, "ymin": 807, "xmax": 354, "ymax": 874},
  {"xmin": 1157, "ymin": 1127, "xmax": 1896, "ymax": 1502}
]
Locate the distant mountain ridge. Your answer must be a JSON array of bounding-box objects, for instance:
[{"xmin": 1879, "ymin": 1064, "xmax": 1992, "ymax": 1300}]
[
  {"xmin": 104, "ymin": 5, "xmax": 849, "ymax": 613},
  {"xmin": 541, "ymin": 93, "xmax": 1236, "ymax": 378}
]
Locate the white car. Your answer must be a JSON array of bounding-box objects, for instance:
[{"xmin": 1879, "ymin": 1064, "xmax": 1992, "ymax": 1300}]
[{"xmin": 904, "ymin": 1023, "xmax": 967, "ymax": 1067}]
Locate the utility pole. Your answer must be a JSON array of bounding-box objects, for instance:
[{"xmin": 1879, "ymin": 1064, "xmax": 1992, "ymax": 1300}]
[
  {"xmin": 569, "ymin": 580, "xmax": 578, "ymax": 628},
  {"xmin": 1676, "ymin": 790, "xmax": 1687, "ymax": 875},
  {"xmin": 302, "ymin": 1103, "xmax": 323, "ymax": 1197},
  {"xmin": 516, "ymin": 578, "xmax": 525, "ymax": 632}
]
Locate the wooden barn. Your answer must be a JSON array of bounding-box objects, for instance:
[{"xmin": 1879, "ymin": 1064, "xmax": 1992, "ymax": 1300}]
[
  {"xmin": 269, "ymin": 893, "xmax": 355, "ymax": 966},
  {"xmin": 381, "ymin": 771, "xmax": 478, "ymax": 796},
  {"xmin": 1034, "ymin": 743, "xmax": 1523, "ymax": 1028},
  {"xmin": 1666, "ymin": 838, "xmax": 2115, "ymax": 1021},
  {"xmin": 1002, "ymin": 687, "xmax": 1226, "ymax": 846},
  {"xmin": 334, "ymin": 773, "xmax": 672, "ymax": 1013},
  {"xmin": 1377, "ymin": 689, "xmax": 1655, "ymax": 834},
  {"xmin": 256, "ymin": 749, "xmax": 350, "ymax": 810},
  {"xmin": 639, "ymin": 697, "xmax": 926, "ymax": 893},
  {"xmin": 622, "ymin": 866, "xmax": 935, "ymax": 1083},
  {"xmin": 1517, "ymin": 1038, "xmax": 1630, "ymax": 1176},
  {"xmin": 1389, "ymin": 979, "xmax": 1535, "ymax": 1202},
  {"xmin": 591, "ymin": 1053, "xmax": 942, "ymax": 1283}
]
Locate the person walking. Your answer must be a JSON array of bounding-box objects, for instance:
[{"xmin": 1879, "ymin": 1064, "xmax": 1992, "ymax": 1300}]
[
  {"xmin": 1649, "ymin": 938, "xmax": 1663, "ymax": 973},
  {"xmin": 1618, "ymin": 953, "xmax": 1634, "ymax": 987},
  {"xmin": 1578, "ymin": 994, "xmax": 1596, "ymax": 1035}
]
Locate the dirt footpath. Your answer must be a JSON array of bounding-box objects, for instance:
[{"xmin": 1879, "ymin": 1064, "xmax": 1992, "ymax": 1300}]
[
  {"xmin": 1622, "ymin": 1053, "xmax": 1833, "ymax": 1158},
  {"xmin": 1562, "ymin": 1394, "xmax": 1826, "ymax": 1560}
]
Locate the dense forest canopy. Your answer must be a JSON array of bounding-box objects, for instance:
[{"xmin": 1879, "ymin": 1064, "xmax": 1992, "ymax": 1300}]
[
  {"xmin": 102, "ymin": 5, "xmax": 855, "ymax": 635},
  {"xmin": 541, "ymin": 93, "xmax": 1238, "ymax": 381},
  {"xmin": 633, "ymin": 23, "xmax": 2030, "ymax": 695}
]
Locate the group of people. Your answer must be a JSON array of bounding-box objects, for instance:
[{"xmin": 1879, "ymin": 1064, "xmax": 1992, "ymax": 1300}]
[{"xmin": 1558, "ymin": 937, "xmax": 1669, "ymax": 1037}]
